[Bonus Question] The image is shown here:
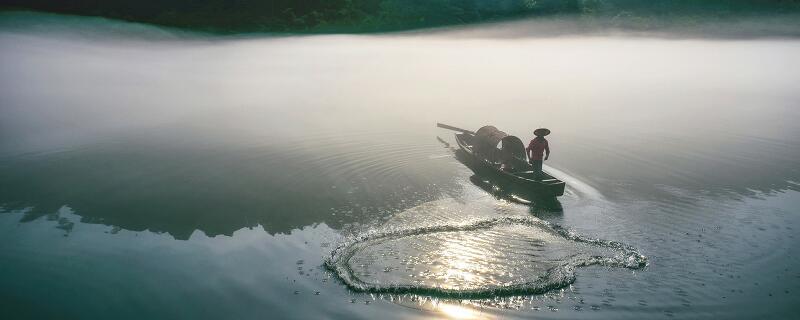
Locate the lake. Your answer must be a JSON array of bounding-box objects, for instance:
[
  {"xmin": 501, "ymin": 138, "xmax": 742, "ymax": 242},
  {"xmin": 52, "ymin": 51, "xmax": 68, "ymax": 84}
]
[{"xmin": 1, "ymin": 13, "xmax": 799, "ymax": 319}]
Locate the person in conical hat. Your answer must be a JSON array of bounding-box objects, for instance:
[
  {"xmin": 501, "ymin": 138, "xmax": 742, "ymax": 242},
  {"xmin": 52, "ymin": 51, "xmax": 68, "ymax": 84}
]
[{"xmin": 526, "ymin": 128, "xmax": 551, "ymax": 173}]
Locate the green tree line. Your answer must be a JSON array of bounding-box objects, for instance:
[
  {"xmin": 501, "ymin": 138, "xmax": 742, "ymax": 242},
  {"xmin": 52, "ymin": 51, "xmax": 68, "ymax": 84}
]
[{"xmin": 1, "ymin": 0, "xmax": 798, "ymax": 33}]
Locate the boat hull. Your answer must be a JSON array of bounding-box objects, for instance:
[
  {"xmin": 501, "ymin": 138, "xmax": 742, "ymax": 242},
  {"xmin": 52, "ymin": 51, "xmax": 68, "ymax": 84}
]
[{"xmin": 454, "ymin": 133, "xmax": 566, "ymax": 198}]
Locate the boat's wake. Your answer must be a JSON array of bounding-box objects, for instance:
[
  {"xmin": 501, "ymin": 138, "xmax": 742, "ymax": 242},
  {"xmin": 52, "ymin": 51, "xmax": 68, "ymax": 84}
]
[
  {"xmin": 543, "ymin": 164, "xmax": 605, "ymax": 201},
  {"xmin": 325, "ymin": 215, "xmax": 646, "ymax": 298}
]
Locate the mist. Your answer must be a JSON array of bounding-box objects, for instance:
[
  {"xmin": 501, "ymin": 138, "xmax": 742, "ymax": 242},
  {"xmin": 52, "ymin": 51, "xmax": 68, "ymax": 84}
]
[{"xmin": 2, "ymin": 15, "xmax": 799, "ymax": 157}]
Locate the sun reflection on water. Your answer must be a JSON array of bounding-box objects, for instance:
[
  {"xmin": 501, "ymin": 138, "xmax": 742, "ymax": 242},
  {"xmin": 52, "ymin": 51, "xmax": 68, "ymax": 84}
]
[
  {"xmin": 437, "ymin": 303, "xmax": 487, "ymax": 319},
  {"xmin": 437, "ymin": 235, "xmax": 487, "ymax": 289}
]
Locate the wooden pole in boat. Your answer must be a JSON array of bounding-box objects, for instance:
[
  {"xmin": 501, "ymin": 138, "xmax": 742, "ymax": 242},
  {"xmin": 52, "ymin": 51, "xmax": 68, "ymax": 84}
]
[{"xmin": 436, "ymin": 123, "xmax": 475, "ymax": 135}]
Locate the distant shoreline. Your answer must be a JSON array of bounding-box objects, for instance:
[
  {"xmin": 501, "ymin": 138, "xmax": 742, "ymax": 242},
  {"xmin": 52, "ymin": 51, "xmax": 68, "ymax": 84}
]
[
  {"xmin": 2, "ymin": 10, "xmax": 800, "ymax": 41},
  {"xmin": 2, "ymin": 0, "xmax": 800, "ymax": 35}
]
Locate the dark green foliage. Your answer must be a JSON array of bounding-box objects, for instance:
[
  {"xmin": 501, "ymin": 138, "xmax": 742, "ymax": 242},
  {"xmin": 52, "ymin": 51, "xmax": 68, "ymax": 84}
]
[{"xmin": 1, "ymin": 0, "xmax": 799, "ymax": 33}]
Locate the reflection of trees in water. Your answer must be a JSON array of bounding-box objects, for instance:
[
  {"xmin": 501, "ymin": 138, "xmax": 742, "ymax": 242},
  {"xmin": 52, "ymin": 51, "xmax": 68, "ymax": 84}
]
[
  {"xmin": 0, "ymin": 143, "xmax": 456, "ymax": 239},
  {"xmin": 4, "ymin": 131, "xmax": 797, "ymax": 240}
]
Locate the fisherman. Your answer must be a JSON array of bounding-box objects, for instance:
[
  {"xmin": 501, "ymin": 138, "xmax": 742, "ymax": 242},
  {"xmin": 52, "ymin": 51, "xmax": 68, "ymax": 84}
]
[{"xmin": 526, "ymin": 128, "xmax": 550, "ymax": 173}]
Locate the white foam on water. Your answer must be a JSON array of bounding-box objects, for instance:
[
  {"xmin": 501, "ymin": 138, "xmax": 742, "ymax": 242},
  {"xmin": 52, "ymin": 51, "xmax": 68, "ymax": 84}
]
[
  {"xmin": 544, "ymin": 165, "xmax": 605, "ymax": 201},
  {"xmin": 325, "ymin": 214, "xmax": 646, "ymax": 298}
]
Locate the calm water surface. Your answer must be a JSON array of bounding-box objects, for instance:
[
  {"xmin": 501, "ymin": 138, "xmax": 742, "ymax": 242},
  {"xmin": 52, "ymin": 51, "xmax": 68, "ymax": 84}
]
[{"xmin": 1, "ymin": 15, "xmax": 799, "ymax": 319}]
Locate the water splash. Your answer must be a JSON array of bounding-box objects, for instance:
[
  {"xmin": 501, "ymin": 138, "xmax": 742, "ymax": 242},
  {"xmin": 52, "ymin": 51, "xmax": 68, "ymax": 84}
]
[{"xmin": 325, "ymin": 216, "xmax": 646, "ymax": 298}]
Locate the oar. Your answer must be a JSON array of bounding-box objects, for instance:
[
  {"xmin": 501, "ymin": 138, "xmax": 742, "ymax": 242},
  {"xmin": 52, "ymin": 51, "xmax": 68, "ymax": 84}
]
[{"xmin": 436, "ymin": 123, "xmax": 475, "ymax": 135}]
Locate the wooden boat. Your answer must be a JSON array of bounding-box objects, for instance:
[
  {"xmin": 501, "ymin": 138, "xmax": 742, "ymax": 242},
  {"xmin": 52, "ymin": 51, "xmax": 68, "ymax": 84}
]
[{"xmin": 438, "ymin": 123, "xmax": 566, "ymax": 198}]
